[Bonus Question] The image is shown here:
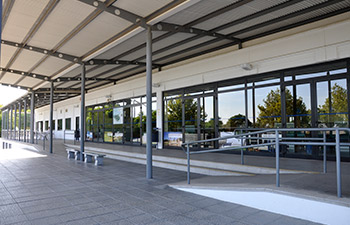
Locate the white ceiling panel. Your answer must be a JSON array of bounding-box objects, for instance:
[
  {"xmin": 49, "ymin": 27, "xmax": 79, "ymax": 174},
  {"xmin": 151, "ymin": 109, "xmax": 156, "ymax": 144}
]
[
  {"xmin": 152, "ymin": 36, "xmax": 215, "ymax": 62},
  {"xmin": 28, "ymin": 0, "xmax": 96, "ymax": 51},
  {"xmin": 163, "ymin": 0, "xmax": 239, "ymax": 26},
  {"xmin": 31, "ymin": 56, "xmax": 71, "ymax": 76},
  {"xmin": 1, "ymin": 72, "xmax": 23, "ymax": 83},
  {"xmin": 17, "ymin": 77, "xmax": 42, "ymax": 87},
  {"xmin": 1, "ymin": 45, "xmax": 18, "ymax": 67},
  {"xmin": 60, "ymin": 65, "xmax": 82, "ymax": 78},
  {"xmin": 2, "ymin": 0, "xmax": 50, "ymax": 43},
  {"xmin": 85, "ymin": 65, "xmax": 120, "ymax": 78},
  {"xmin": 114, "ymin": 0, "xmax": 173, "ymax": 18},
  {"xmin": 11, "ymin": 49, "xmax": 46, "ymax": 72},
  {"xmin": 58, "ymin": 12, "xmax": 133, "ymax": 57},
  {"xmin": 99, "ymin": 65, "xmax": 140, "ymax": 79}
]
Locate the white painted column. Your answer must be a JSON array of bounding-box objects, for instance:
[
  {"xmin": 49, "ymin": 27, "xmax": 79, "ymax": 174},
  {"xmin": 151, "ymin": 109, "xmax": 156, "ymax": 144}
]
[{"xmin": 156, "ymin": 88, "xmax": 163, "ymax": 149}]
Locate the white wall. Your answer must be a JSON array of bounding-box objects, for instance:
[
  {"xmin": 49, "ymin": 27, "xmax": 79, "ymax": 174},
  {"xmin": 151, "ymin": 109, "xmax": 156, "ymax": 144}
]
[{"xmin": 35, "ymin": 17, "xmax": 350, "ymax": 143}]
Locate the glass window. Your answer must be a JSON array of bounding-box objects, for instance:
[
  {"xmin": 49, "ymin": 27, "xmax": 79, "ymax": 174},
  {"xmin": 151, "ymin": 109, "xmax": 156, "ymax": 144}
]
[
  {"xmin": 164, "ymin": 96, "xmax": 183, "ymax": 147},
  {"xmin": 296, "ymin": 72, "xmax": 327, "ymax": 80},
  {"xmin": 218, "ymin": 84, "xmax": 244, "ymax": 91},
  {"xmin": 218, "ymin": 90, "xmax": 247, "ymax": 132},
  {"xmin": 255, "ymin": 85, "xmax": 281, "ymax": 128},
  {"xmin": 58, "ymin": 119, "xmax": 63, "ymax": 130},
  {"xmin": 45, "ymin": 121, "xmax": 49, "ymax": 130},
  {"xmin": 52, "ymin": 120, "xmax": 55, "ymax": 130},
  {"xmin": 65, "ymin": 118, "xmax": 71, "ymax": 130}
]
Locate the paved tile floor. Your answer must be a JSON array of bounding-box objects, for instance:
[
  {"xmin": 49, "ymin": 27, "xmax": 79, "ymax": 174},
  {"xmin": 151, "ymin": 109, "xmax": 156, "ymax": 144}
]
[{"xmin": 0, "ymin": 143, "xmax": 319, "ymax": 225}]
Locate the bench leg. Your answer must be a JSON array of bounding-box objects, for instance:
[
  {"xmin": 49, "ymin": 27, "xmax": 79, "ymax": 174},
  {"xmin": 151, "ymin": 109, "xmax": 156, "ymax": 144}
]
[
  {"xmin": 84, "ymin": 155, "xmax": 93, "ymax": 163},
  {"xmin": 74, "ymin": 152, "xmax": 80, "ymax": 160},
  {"xmin": 94, "ymin": 156, "xmax": 104, "ymax": 166},
  {"xmin": 67, "ymin": 151, "xmax": 75, "ymax": 159}
]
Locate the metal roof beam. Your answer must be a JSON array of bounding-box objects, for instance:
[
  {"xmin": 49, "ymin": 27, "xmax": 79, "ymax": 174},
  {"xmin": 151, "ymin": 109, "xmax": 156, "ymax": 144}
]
[
  {"xmin": 1, "ymin": 40, "xmax": 82, "ymax": 63},
  {"xmin": 52, "ymin": 76, "xmax": 116, "ymax": 83},
  {"xmin": 0, "ymin": 67, "xmax": 50, "ymax": 81},
  {"xmin": 0, "ymin": 82, "xmax": 31, "ymax": 91},
  {"xmin": 152, "ymin": 22, "xmax": 241, "ymax": 43},
  {"xmin": 77, "ymin": 0, "xmax": 147, "ymax": 27},
  {"xmin": 86, "ymin": 59, "xmax": 146, "ymax": 66},
  {"xmin": 35, "ymin": 88, "xmax": 81, "ymax": 94},
  {"xmin": 85, "ymin": 58, "xmax": 162, "ymax": 68}
]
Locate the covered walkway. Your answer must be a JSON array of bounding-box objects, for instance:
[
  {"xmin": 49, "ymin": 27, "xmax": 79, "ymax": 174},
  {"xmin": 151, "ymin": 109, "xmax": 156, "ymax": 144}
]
[{"xmin": 0, "ymin": 139, "xmax": 319, "ymax": 225}]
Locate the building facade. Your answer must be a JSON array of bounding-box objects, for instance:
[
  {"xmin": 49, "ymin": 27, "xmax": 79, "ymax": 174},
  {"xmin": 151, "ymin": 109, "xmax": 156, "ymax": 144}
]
[{"xmin": 30, "ymin": 16, "xmax": 350, "ymax": 160}]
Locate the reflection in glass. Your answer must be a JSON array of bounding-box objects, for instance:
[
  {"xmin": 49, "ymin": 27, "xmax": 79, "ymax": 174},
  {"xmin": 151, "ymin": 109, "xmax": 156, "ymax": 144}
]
[
  {"xmin": 286, "ymin": 84, "xmax": 311, "ymax": 155},
  {"xmin": 184, "ymin": 97, "xmax": 198, "ymax": 144},
  {"xmin": 201, "ymin": 96, "xmax": 215, "ymax": 148},
  {"xmin": 255, "ymin": 86, "xmax": 281, "ymax": 128},
  {"xmin": 218, "ymin": 91, "xmax": 247, "ymax": 131},
  {"xmin": 164, "ymin": 97, "xmax": 183, "ymax": 147}
]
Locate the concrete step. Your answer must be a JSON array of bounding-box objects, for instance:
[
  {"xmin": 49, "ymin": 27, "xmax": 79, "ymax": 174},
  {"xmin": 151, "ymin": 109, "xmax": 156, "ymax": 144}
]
[{"xmin": 65, "ymin": 144, "xmax": 316, "ymax": 176}]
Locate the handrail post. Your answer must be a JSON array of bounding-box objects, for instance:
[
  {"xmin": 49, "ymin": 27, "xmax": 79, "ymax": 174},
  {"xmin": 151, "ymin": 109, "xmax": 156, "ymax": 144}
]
[
  {"xmin": 323, "ymin": 131, "xmax": 327, "ymax": 173},
  {"xmin": 335, "ymin": 128, "xmax": 342, "ymax": 198},
  {"xmin": 187, "ymin": 144, "xmax": 190, "ymax": 184},
  {"xmin": 275, "ymin": 129, "xmax": 280, "ymax": 187}
]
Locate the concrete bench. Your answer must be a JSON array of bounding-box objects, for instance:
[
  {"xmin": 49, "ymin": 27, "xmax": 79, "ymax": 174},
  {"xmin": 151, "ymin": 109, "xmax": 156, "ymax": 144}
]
[
  {"xmin": 66, "ymin": 148, "xmax": 81, "ymax": 160},
  {"xmin": 83, "ymin": 152, "xmax": 106, "ymax": 166}
]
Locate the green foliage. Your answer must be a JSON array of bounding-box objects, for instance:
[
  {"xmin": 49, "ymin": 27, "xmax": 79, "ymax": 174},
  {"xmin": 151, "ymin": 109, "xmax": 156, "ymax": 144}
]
[
  {"xmin": 319, "ymin": 83, "xmax": 348, "ymax": 126},
  {"xmin": 223, "ymin": 114, "xmax": 252, "ymax": 130},
  {"xmin": 165, "ymin": 97, "xmax": 206, "ymax": 131},
  {"xmin": 256, "ymin": 88, "xmax": 310, "ymax": 128}
]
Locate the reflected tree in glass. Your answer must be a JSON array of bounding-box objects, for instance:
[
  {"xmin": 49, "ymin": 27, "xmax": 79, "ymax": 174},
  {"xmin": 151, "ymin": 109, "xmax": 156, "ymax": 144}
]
[{"xmin": 257, "ymin": 88, "xmax": 309, "ymax": 128}]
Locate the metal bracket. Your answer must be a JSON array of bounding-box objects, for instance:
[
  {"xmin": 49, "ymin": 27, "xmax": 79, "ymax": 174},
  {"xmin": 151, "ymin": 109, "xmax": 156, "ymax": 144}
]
[
  {"xmin": 0, "ymin": 67, "xmax": 50, "ymax": 81},
  {"xmin": 1, "ymin": 40, "xmax": 82, "ymax": 63},
  {"xmin": 78, "ymin": 0, "xmax": 147, "ymax": 28}
]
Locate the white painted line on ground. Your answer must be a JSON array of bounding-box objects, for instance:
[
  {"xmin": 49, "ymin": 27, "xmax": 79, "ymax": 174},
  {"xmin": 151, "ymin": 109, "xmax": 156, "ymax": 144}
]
[{"xmin": 177, "ymin": 188, "xmax": 350, "ymax": 225}]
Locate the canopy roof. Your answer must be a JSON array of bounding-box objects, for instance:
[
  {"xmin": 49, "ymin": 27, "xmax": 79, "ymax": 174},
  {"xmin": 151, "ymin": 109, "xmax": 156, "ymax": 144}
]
[{"xmin": 1, "ymin": 0, "xmax": 350, "ymax": 108}]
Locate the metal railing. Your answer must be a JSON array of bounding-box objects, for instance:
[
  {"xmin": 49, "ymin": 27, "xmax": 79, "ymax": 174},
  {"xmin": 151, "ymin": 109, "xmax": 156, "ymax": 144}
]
[{"xmin": 182, "ymin": 127, "xmax": 350, "ymax": 198}]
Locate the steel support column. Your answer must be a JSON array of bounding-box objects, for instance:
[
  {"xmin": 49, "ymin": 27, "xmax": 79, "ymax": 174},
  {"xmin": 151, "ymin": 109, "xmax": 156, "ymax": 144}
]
[
  {"xmin": 80, "ymin": 64, "xmax": 86, "ymax": 161},
  {"xmin": 18, "ymin": 102, "xmax": 21, "ymax": 141},
  {"xmin": 146, "ymin": 25, "xmax": 153, "ymax": 179},
  {"xmin": 30, "ymin": 91, "xmax": 35, "ymax": 144},
  {"xmin": 24, "ymin": 99, "xmax": 27, "ymax": 142},
  {"xmin": 14, "ymin": 104, "xmax": 17, "ymax": 140},
  {"xmin": 49, "ymin": 81, "xmax": 54, "ymax": 154}
]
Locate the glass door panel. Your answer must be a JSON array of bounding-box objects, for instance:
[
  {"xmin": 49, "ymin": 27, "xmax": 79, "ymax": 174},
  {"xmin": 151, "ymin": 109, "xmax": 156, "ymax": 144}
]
[
  {"xmin": 218, "ymin": 91, "xmax": 245, "ymax": 148},
  {"xmin": 124, "ymin": 107, "xmax": 132, "ymax": 143},
  {"xmin": 317, "ymin": 79, "xmax": 349, "ymax": 157},
  {"xmin": 97, "ymin": 111, "xmax": 104, "ymax": 142},
  {"xmin": 285, "ymin": 84, "xmax": 312, "ymax": 155},
  {"xmin": 201, "ymin": 96, "xmax": 215, "ymax": 148},
  {"xmin": 164, "ymin": 98, "xmax": 183, "ymax": 147},
  {"xmin": 184, "ymin": 97, "xmax": 198, "ymax": 146},
  {"xmin": 132, "ymin": 105, "xmax": 141, "ymax": 144}
]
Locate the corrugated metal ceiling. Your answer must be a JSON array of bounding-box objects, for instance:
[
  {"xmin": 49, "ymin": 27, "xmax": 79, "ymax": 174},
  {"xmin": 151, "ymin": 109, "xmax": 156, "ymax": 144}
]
[{"xmin": 1, "ymin": 0, "xmax": 349, "ymax": 107}]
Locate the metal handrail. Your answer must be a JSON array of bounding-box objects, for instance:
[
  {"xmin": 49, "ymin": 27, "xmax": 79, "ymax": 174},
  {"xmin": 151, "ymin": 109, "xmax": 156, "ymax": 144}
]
[{"xmin": 182, "ymin": 127, "xmax": 349, "ymax": 198}]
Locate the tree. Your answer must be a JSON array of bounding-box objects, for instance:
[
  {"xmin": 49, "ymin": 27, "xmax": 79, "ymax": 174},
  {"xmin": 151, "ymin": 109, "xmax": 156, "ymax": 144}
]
[
  {"xmin": 257, "ymin": 88, "xmax": 309, "ymax": 128},
  {"xmin": 224, "ymin": 114, "xmax": 252, "ymax": 131},
  {"xmin": 165, "ymin": 97, "xmax": 206, "ymax": 132},
  {"xmin": 319, "ymin": 83, "xmax": 348, "ymax": 126}
]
